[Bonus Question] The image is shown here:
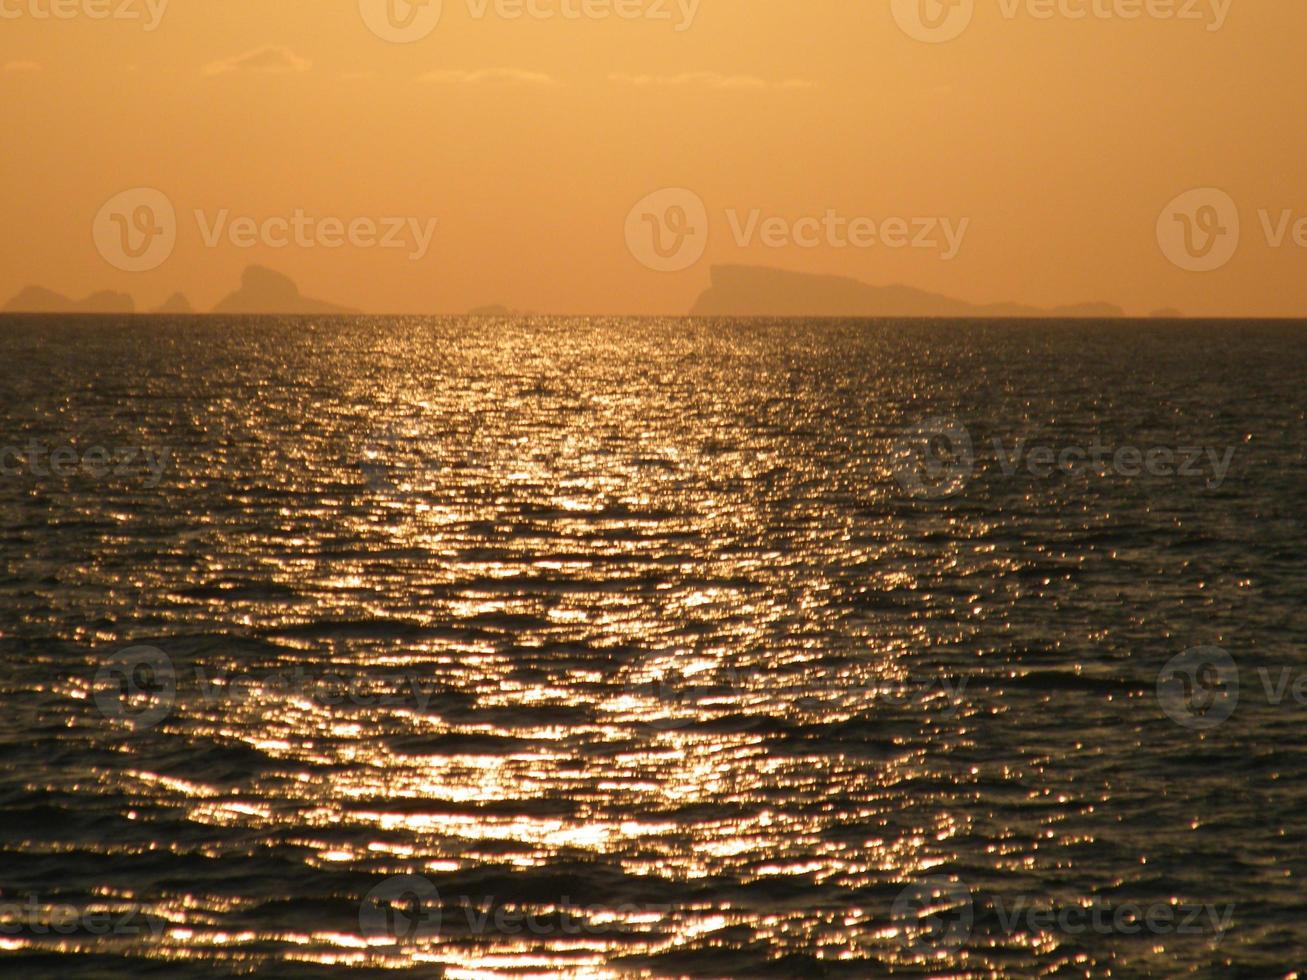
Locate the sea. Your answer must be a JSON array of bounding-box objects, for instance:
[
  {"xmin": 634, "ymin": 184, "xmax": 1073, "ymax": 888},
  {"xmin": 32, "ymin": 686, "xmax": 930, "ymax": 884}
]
[{"xmin": 0, "ymin": 315, "xmax": 1303, "ymax": 978}]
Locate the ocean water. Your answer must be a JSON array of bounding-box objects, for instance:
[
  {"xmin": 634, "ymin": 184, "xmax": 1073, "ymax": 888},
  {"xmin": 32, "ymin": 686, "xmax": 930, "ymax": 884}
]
[{"xmin": 1, "ymin": 315, "xmax": 1304, "ymax": 978}]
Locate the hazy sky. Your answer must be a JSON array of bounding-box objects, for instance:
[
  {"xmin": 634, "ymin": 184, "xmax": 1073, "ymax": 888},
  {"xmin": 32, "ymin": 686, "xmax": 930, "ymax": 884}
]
[{"xmin": 2, "ymin": 0, "xmax": 1305, "ymax": 315}]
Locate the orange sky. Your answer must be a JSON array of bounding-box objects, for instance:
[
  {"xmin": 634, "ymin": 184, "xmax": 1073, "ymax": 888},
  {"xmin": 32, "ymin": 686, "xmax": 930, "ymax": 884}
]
[{"xmin": 2, "ymin": 0, "xmax": 1305, "ymax": 316}]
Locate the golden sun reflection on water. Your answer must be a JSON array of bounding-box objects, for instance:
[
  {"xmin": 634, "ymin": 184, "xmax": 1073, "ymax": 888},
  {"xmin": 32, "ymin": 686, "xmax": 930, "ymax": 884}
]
[{"xmin": 7, "ymin": 320, "xmax": 1260, "ymax": 977}]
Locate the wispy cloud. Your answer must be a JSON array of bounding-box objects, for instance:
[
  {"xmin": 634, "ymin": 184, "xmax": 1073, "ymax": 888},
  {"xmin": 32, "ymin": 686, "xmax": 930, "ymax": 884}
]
[
  {"xmin": 610, "ymin": 71, "xmax": 814, "ymax": 91},
  {"xmin": 204, "ymin": 46, "xmax": 312, "ymax": 77},
  {"xmin": 417, "ymin": 68, "xmax": 559, "ymax": 86},
  {"xmin": 3, "ymin": 61, "xmax": 43, "ymax": 74}
]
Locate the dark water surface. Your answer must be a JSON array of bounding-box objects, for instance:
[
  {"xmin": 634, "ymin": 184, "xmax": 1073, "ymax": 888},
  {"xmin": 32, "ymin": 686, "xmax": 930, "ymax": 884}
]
[{"xmin": 1, "ymin": 316, "xmax": 1304, "ymax": 978}]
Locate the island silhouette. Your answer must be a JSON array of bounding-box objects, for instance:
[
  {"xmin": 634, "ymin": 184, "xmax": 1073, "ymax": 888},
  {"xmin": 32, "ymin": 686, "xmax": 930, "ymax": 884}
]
[
  {"xmin": 3, "ymin": 285, "xmax": 135, "ymax": 314},
  {"xmin": 4, "ymin": 263, "xmax": 1129, "ymax": 319},
  {"xmin": 689, "ymin": 265, "xmax": 1123, "ymax": 318},
  {"xmin": 3, "ymin": 266, "xmax": 357, "ymax": 316},
  {"xmin": 212, "ymin": 265, "xmax": 358, "ymax": 315},
  {"xmin": 153, "ymin": 293, "xmax": 195, "ymax": 315}
]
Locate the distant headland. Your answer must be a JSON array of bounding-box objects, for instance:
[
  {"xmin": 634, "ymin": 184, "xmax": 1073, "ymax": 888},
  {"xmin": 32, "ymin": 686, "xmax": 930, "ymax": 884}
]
[
  {"xmin": 689, "ymin": 265, "xmax": 1124, "ymax": 318},
  {"xmin": 2, "ymin": 265, "xmax": 357, "ymax": 316},
  {"xmin": 4, "ymin": 286, "xmax": 135, "ymax": 315},
  {"xmin": 4, "ymin": 263, "xmax": 1142, "ymax": 319}
]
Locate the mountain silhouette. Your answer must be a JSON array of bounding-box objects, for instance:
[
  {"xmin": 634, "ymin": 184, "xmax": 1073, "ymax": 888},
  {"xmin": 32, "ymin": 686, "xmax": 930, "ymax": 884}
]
[
  {"xmin": 3, "ymin": 285, "xmax": 134, "ymax": 314},
  {"xmin": 212, "ymin": 265, "xmax": 358, "ymax": 315},
  {"xmin": 153, "ymin": 292, "xmax": 195, "ymax": 314},
  {"xmin": 689, "ymin": 265, "xmax": 1123, "ymax": 318}
]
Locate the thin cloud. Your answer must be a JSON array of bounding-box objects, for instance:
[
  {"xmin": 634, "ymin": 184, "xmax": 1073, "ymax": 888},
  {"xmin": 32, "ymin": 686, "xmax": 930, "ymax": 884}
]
[
  {"xmin": 610, "ymin": 71, "xmax": 814, "ymax": 91},
  {"xmin": 417, "ymin": 68, "xmax": 558, "ymax": 86},
  {"xmin": 3, "ymin": 61, "xmax": 43, "ymax": 73},
  {"xmin": 204, "ymin": 46, "xmax": 312, "ymax": 77}
]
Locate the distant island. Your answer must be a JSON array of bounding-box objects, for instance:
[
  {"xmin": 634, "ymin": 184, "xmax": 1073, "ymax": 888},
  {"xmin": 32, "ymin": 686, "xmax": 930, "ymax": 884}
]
[
  {"xmin": 689, "ymin": 265, "xmax": 1124, "ymax": 318},
  {"xmin": 212, "ymin": 266, "xmax": 358, "ymax": 315},
  {"xmin": 3, "ymin": 265, "xmax": 357, "ymax": 316},
  {"xmin": 153, "ymin": 293, "xmax": 195, "ymax": 315},
  {"xmin": 468, "ymin": 304, "xmax": 532, "ymax": 317},
  {"xmin": 4, "ymin": 286, "xmax": 135, "ymax": 314},
  {"xmin": 4, "ymin": 263, "xmax": 1141, "ymax": 319}
]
